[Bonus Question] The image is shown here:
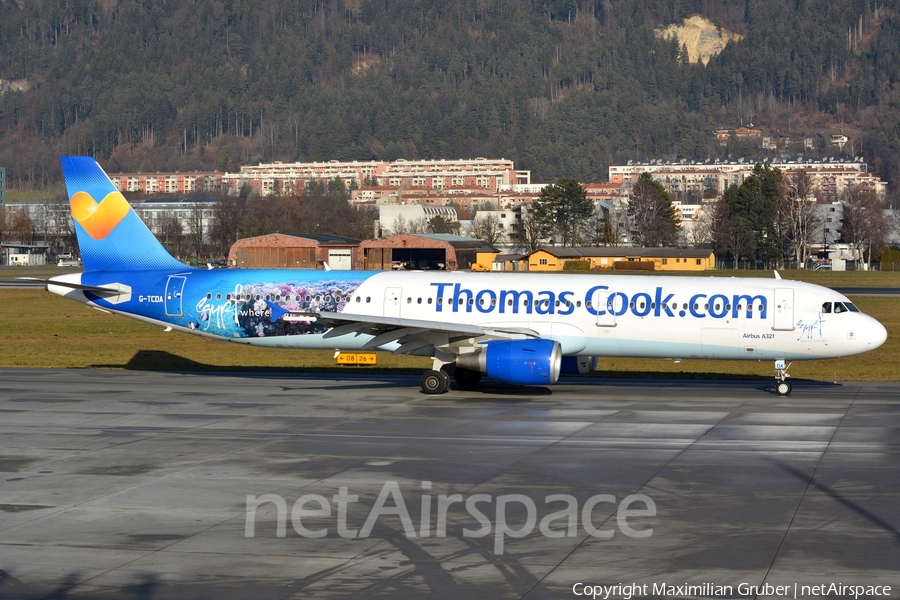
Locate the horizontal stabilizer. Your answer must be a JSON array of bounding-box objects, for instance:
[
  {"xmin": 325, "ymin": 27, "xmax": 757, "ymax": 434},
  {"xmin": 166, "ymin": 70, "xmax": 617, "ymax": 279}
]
[{"xmin": 37, "ymin": 277, "xmax": 132, "ymax": 304}]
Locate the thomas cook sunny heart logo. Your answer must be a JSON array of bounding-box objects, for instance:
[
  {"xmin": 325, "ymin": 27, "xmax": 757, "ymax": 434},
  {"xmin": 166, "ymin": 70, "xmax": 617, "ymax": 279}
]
[{"xmin": 70, "ymin": 190, "xmax": 131, "ymax": 240}]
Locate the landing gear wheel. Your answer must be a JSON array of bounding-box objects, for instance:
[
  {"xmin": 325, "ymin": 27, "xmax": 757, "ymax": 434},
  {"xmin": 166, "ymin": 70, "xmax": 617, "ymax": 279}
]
[
  {"xmin": 776, "ymin": 381, "xmax": 792, "ymax": 396},
  {"xmin": 453, "ymin": 367, "xmax": 483, "ymax": 388},
  {"xmin": 421, "ymin": 370, "xmax": 450, "ymax": 394}
]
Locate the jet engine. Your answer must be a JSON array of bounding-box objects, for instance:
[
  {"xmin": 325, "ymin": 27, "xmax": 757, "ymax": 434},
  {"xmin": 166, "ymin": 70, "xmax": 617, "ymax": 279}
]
[{"xmin": 456, "ymin": 339, "xmax": 562, "ymax": 385}]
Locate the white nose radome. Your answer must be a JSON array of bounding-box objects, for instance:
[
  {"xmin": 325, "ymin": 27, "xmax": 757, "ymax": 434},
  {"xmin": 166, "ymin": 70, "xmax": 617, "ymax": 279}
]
[{"xmin": 868, "ymin": 318, "xmax": 888, "ymax": 349}]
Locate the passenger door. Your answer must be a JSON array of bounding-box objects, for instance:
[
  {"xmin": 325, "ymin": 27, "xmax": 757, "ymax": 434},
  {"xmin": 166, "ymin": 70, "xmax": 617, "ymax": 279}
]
[
  {"xmin": 165, "ymin": 276, "xmax": 186, "ymax": 317},
  {"xmin": 593, "ymin": 288, "xmax": 617, "ymax": 327},
  {"xmin": 773, "ymin": 288, "xmax": 795, "ymax": 331}
]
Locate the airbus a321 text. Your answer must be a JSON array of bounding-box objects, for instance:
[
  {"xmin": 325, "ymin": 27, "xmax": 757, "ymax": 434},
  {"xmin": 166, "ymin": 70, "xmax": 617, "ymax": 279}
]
[{"xmin": 43, "ymin": 157, "xmax": 887, "ymax": 396}]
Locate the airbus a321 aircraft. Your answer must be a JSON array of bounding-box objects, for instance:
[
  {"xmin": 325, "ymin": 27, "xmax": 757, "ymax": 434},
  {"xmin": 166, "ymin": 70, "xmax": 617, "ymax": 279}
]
[{"xmin": 44, "ymin": 157, "xmax": 887, "ymax": 396}]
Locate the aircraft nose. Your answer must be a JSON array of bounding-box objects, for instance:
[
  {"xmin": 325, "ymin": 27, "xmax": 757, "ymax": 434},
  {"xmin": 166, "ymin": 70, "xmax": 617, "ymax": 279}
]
[{"xmin": 868, "ymin": 318, "xmax": 888, "ymax": 349}]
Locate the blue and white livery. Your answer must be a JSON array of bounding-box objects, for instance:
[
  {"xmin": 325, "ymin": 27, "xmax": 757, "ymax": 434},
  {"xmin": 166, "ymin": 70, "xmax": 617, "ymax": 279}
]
[{"xmin": 47, "ymin": 157, "xmax": 887, "ymax": 395}]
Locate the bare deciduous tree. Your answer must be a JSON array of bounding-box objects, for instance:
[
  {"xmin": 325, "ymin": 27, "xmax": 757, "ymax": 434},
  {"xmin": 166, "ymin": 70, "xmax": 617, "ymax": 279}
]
[
  {"xmin": 511, "ymin": 207, "xmax": 545, "ymax": 253},
  {"xmin": 778, "ymin": 170, "xmax": 822, "ymax": 266},
  {"xmin": 841, "ymin": 184, "xmax": 891, "ymax": 268},
  {"xmin": 8, "ymin": 207, "xmax": 36, "ymax": 244},
  {"xmin": 471, "ymin": 213, "xmax": 502, "ymax": 244},
  {"xmin": 386, "ymin": 215, "xmax": 429, "ymax": 236},
  {"xmin": 187, "ymin": 201, "xmax": 207, "ymax": 260}
]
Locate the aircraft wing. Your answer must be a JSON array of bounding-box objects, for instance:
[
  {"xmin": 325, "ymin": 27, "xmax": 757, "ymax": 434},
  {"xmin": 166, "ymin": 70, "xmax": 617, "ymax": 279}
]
[{"xmin": 267, "ymin": 302, "xmax": 539, "ymax": 354}]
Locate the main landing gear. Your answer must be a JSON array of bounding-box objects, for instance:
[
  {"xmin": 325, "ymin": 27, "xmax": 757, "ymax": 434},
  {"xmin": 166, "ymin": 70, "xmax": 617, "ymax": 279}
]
[
  {"xmin": 420, "ymin": 370, "xmax": 450, "ymax": 394},
  {"xmin": 420, "ymin": 354, "xmax": 484, "ymax": 394},
  {"xmin": 420, "ymin": 366, "xmax": 484, "ymax": 394},
  {"xmin": 775, "ymin": 360, "xmax": 792, "ymax": 396}
]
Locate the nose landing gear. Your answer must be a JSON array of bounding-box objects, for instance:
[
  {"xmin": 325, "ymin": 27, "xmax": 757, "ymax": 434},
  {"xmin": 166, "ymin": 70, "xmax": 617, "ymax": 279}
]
[{"xmin": 775, "ymin": 360, "xmax": 793, "ymax": 396}]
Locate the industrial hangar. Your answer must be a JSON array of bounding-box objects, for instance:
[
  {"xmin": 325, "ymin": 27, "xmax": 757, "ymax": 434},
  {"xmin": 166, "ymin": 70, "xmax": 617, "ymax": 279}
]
[
  {"xmin": 227, "ymin": 233, "xmax": 360, "ymax": 270},
  {"xmin": 228, "ymin": 232, "xmax": 494, "ymax": 271}
]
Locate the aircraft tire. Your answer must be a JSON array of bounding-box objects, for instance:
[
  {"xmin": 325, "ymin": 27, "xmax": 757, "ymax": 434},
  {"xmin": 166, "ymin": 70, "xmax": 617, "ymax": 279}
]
[
  {"xmin": 421, "ymin": 370, "xmax": 449, "ymax": 394},
  {"xmin": 453, "ymin": 367, "xmax": 483, "ymax": 388},
  {"xmin": 776, "ymin": 381, "xmax": 792, "ymax": 396}
]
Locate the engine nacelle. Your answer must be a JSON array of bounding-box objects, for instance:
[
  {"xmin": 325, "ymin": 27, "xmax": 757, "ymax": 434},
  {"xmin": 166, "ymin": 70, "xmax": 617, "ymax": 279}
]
[
  {"xmin": 560, "ymin": 356, "xmax": 597, "ymax": 375},
  {"xmin": 456, "ymin": 339, "xmax": 562, "ymax": 385}
]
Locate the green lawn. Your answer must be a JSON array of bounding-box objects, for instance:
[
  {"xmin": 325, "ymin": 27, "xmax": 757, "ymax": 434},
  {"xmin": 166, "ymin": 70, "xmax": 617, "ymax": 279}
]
[{"xmin": 1, "ymin": 288, "xmax": 897, "ymax": 381}]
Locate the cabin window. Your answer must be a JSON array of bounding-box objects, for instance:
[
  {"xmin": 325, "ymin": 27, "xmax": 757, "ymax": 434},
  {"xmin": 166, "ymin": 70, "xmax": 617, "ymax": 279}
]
[
  {"xmin": 206, "ymin": 293, "xmax": 212, "ymax": 300},
  {"xmin": 491, "ymin": 299, "xmax": 497, "ymax": 307},
  {"xmin": 629, "ymin": 302, "xmax": 635, "ymax": 309},
  {"xmin": 417, "ymin": 298, "xmax": 422, "ymax": 304},
  {"xmin": 216, "ymin": 294, "xmax": 221, "ymax": 300},
  {"xmin": 576, "ymin": 301, "xmax": 582, "ymax": 307},
  {"xmin": 682, "ymin": 303, "xmax": 687, "ymax": 310},
  {"xmin": 355, "ymin": 296, "xmax": 360, "ymax": 302},
  {"xmin": 428, "ymin": 298, "xmax": 433, "ymax": 304},
  {"xmin": 406, "ymin": 297, "xmax": 412, "ymax": 303},
  {"xmin": 226, "ymin": 294, "xmax": 232, "ymax": 300},
  {"xmin": 437, "ymin": 298, "xmax": 443, "ymax": 305},
  {"xmin": 726, "ymin": 304, "xmax": 731, "ymax": 311},
  {"xmin": 696, "ymin": 259, "xmax": 702, "ymax": 265},
  {"xmin": 366, "ymin": 297, "xmax": 371, "ymax": 303}
]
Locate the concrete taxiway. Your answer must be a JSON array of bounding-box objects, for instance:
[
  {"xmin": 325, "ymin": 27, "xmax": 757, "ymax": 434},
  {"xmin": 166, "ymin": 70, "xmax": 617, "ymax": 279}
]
[{"xmin": 1, "ymin": 370, "xmax": 898, "ymax": 599}]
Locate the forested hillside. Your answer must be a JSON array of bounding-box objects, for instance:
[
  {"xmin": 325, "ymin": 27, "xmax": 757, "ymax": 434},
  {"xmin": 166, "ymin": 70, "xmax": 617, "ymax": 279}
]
[{"xmin": 2, "ymin": 0, "xmax": 900, "ymax": 192}]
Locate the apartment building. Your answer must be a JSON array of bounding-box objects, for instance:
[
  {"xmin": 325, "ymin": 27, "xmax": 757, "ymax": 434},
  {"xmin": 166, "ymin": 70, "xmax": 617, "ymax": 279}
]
[
  {"xmin": 109, "ymin": 171, "xmax": 224, "ymax": 195},
  {"xmin": 609, "ymin": 158, "xmax": 886, "ymax": 200},
  {"xmin": 222, "ymin": 158, "xmax": 530, "ymax": 196}
]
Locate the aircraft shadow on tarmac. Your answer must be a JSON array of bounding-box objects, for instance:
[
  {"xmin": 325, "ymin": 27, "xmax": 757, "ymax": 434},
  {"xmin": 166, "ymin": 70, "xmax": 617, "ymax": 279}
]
[{"xmin": 91, "ymin": 350, "xmax": 844, "ymax": 396}]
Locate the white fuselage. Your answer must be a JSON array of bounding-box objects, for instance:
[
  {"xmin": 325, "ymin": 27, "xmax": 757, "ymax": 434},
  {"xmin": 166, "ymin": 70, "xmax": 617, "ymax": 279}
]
[{"xmin": 51, "ymin": 270, "xmax": 887, "ymax": 361}]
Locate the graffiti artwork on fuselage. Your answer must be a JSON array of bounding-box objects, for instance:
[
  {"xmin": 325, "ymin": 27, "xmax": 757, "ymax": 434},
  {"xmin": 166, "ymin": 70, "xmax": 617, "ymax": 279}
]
[{"xmin": 195, "ymin": 279, "xmax": 361, "ymax": 338}]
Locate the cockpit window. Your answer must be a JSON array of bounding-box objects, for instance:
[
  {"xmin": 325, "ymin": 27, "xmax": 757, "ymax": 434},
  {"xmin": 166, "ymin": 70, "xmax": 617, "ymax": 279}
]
[
  {"xmin": 846, "ymin": 302, "xmax": 860, "ymax": 312},
  {"xmin": 821, "ymin": 302, "xmax": 832, "ymax": 313},
  {"xmin": 833, "ymin": 302, "xmax": 847, "ymax": 313}
]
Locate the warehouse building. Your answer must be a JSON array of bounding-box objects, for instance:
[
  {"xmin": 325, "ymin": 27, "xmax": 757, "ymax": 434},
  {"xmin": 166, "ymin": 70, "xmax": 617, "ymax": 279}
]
[
  {"xmin": 228, "ymin": 233, "xmax": 360, "ymax": 269},
  {"xmin": 359, "ymin": 234, "xmax": 492, "ymax": 271}
]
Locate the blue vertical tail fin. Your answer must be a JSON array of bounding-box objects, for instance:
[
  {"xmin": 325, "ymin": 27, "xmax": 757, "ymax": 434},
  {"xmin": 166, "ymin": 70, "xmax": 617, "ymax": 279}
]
[{"xmin": 60, "ymin": 156, "xmax": 188, "ymax": 272}]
